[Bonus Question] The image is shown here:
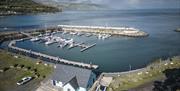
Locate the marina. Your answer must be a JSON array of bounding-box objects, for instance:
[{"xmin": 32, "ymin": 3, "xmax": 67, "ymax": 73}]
[
  {"xmin": 0, "ymin": 1, "xmax": 180, "ymax": 90},
  {"xmin": 1, "ymin": 10, "xmax": 180, "ymax": 72},
  {"xmin": 8, "ymin": 39, "xmax": 99, "ymax": 69},
  {"xmin": 30, "ymin": 32, "xmax": 97, "ymax": 52}
]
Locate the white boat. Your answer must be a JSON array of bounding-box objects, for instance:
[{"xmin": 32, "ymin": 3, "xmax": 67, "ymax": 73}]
[
  {"xmin": 77, "ymin": 32, "xmax": 83, "ymax": 36},
  {"xmin": 98, "ymin": 34, "xmax": 111, "ymax": 40},
  {"xmin": 45, "ymin": 40, "xmax": 55, "ymax": 45},
  {"xmin": 38, "ymin": 34, "xmax": 43, "ymax": 37},
  {"xmin": 44, "ymin": 33, "xmax": 50, "ymax": 36},
  {"xmin": 58, "ymin": 42, "xmax": 68, "ymax": 48},
  {"xmin": 85, "ymin": 33, "xmax": 92, "ymax": 37},
  {"xmin": 65, "ymin": 38, "xmax": 74, "ymax": 44},
  {"xmin": 30, "ymin": 37, "xmax": 40, "ymax": 42},
  {"xmin": 62, "ymin": 31, "xmax": 68, "ymax": 34},
  {"xmin": 70, "ymin": 32, "xmax": 77, "ymax": 35},
  {"xmin": 98, "ymin": 34, "xmax": 102, "ymax": 39},
  {"xmin": 51, "ymin": 31, "xmax": 56, "ymax": 35},
  {"xmin": 102, "ymin": 34, "xmax": 111, "ymax": 40}
]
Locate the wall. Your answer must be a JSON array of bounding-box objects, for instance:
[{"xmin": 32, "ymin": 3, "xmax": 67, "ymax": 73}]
[{"xmin": 63, "ymin": 83, "xmax": 76, "ymax": 91}]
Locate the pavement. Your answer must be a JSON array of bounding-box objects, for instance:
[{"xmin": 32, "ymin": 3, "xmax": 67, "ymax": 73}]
[{"xmin": 36, "ymin": 79, "xmax": 62, "ymax": 91}]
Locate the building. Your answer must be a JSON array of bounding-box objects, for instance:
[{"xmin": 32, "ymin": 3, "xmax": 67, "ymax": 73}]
[{"xmin": 51, "ymin": 64, "xmax": 97, "ymax": 91}]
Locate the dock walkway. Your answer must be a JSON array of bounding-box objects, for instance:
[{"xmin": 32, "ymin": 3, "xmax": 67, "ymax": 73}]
[{"xmin": 8, "ymin": 39, "xmax": 99, "ymax": 69}]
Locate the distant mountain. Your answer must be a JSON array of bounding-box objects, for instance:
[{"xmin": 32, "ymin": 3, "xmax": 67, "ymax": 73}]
[
  {"xmin": 0, "ymin": 0, "xmax": 60, "ymax": 15},
  {"xmin": 33, "ymin": 0, "xmax": 108, "ymax": 10}
]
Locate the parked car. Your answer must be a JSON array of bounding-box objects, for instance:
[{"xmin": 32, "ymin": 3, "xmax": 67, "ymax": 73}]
[{"xmin": 17, "ymin": 76, "xmax": 32, "ymax": 85}]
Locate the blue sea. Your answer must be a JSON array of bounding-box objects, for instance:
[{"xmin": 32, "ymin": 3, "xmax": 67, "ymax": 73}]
[{"xmin": 1, "ymin": 9, "xmax": 180, "ymax": 72}]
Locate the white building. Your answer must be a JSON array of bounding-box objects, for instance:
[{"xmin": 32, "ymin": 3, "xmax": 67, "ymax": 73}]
[{"xmin": 51, "ymin": 64, "xmax": 97, "ymax": 91}]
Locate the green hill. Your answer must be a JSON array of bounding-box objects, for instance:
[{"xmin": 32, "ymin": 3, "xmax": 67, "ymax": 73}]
[{"xmin": 0, "ymin": 0, "xmax": 60, "ymax": 15}]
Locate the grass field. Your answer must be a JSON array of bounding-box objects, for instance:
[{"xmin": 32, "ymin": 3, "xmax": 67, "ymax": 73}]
[
  {"xmin": 108, "ymin": 56, "xmax": 180, "ymax": 91},
  {"xmin": 0, "ymin": 50, "xmax": 53, "ymax": 91}
]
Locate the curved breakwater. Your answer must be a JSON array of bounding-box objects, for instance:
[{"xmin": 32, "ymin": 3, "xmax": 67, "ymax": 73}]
[{"xmin": 58, "ymin": 25, "xmax": 149, "ymax": 37}]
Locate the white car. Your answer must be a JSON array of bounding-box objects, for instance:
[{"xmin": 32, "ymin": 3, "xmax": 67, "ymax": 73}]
[{"xmin": 17, "ymin": 76, "xmax": 32, "ymax": 85}]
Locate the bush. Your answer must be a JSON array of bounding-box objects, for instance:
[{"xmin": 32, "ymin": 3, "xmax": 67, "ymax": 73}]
[
  {"xmin": 20, "ymin": 64, "xmax": 25, "ymax": 68},
  {"xmin": 27, "ymin": 66, "xmax": 31, "ymax": 70},
  {"xmin": 35, "ymin": 73, "xmax": 40, "ymax": 78},
  {"xmin": 3, "ymin": 67, "xmax": 9, "ymax": 72},
  {"xmin": 13, "ymin": 64, "xmax": 18, "ymax": 67}
]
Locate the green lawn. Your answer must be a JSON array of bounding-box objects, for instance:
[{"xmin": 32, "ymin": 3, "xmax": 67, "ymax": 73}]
[
  {"xmin": 108, "ymin": 56, "xmax": 180, "ymax": 91},
  {"xmin": 0, "ymin": 50, "xmax": 53, "ymax": 91}
]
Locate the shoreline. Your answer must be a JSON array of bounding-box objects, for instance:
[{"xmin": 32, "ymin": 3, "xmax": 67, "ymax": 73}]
[
  {"xmin": 0, "ymin": 12, "xmax": 60, "ymax": 16},
  {"xmin": 90, "ymin": 56, "xmax": 180, "ymax": 91},
  {"xmin": 0, "ymin": 0, "xmax": 61, "ymax": 16},
  {"xmin": 0, "ymin": 26, "xmax": 179, "ymax": 91},
  {"xmin": 8, "ymin": 38, "xmax": 99, "ymax": 69},
  {"xmin": 1, "ymin": 45, "xmax": 180, "ymax": 91}
]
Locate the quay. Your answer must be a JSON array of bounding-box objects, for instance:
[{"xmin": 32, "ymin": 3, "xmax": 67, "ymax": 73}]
[
  {"xmin": 58, "ymin": 25, "xmax": 149, "ymax": 37},
  {"xmin": 80, "ymin": 43, "xmax": 96, "ymax": 52},
  {"xmin": 8, "ymin": 39, "xmax": 99, "ymax": 69}
]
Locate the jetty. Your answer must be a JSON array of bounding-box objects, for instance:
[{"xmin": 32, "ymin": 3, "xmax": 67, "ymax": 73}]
[
  {"xmin": 58, "ymin": 25, "xmax": 149, "ymax": 37},
  {"xmin": 80, "ymin": 43, "xmax": 96, "ymax": 52},
  {"xmin": 8, "ymin": 39, "xmax": 99, "ymax": 69}
]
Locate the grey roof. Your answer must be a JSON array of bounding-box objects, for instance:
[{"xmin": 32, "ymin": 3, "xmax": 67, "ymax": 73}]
[
  {"xmin": 52, "ymin": 64, "xmax": 92, "ymax": 88},
  {"xmin": 63, "ymin": 76, "xmax": 79, "ymax": 90}
]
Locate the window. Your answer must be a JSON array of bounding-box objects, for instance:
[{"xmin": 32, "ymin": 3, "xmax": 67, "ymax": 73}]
[{"xmin": 67, "ymin": 88, "xmax": 71, "ymax": 91}]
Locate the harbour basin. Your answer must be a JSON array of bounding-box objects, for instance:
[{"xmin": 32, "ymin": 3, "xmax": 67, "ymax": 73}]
[{"xmin": 1, "ymin": 9, "xmax": 180, "ymax": 72}]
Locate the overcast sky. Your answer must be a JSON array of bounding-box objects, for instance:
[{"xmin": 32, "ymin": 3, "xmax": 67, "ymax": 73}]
[
  {"xmin": 52, "ymin": 0, "xmax": 180, "ymax": 9},
  {"xmin": 90, "ymin": 0, "xmax": 180, "ymax": 9}
]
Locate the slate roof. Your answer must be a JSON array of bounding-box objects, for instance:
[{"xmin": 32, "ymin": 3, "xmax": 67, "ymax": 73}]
[
  {"xmin": 63, "ymin": 76, "xmax": 79, "ymax": 90},
  {"xmin": 51, "ymin": 64, "xmax": 93, "ymax": 88}
]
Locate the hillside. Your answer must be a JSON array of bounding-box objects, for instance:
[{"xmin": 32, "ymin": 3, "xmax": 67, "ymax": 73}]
[
  {"xmin": 0, "ymin": 0, "xmax": 60, "ymax": 15},
  {"xmin": 33, "ymin": 0, "xmax": 108, "ymax": 10}
]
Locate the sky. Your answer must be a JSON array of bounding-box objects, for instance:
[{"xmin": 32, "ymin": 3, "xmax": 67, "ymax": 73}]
[
  {"xmin": 56, "ymin": 0, "xmax": 180, "ymax": 9},
  {"xmin": 92, "ymin": 0, "xmax": 180, "ymax": 9}
]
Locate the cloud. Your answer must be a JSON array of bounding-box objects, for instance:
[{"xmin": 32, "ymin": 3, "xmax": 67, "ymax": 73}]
[
  {"xmin": 97, "ymin": 0, "xmax": 180, "ymax": 9},
  {"xmin": 48, "ymin": 0, "xmax": 180, "ymax": 9},
  {"xmin": 129, "ymin": 0, "xmax": 140, "ymax": 4}
]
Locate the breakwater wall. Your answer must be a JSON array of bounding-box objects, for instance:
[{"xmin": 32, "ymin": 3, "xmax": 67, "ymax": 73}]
[{"xmin": 58, "ymin": 25, "xmax": 149, "ymax": 37}]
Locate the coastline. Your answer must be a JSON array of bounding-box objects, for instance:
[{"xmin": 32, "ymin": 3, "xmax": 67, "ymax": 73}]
[
  {"xmin": 90, "ymin": 56, "xmax": 180, "ymax": 91},
  {"xmin": 0, "ymin": 0, "xmax": 61, "ymax": 16},
  {"xmin": 0, "ymin": 11, "xmax": 61, "ymax": 16},
  {"xmin": 1, "ymin": 42, "xmax": 180, "ymax": 91},
  {"xmin": 0, "ymin": 49, "xmax": 53, "ymax": 91},
  {"xmin": 8, "ymin": 38, "xmax": 99, "ymax": 69},
  {"xmin": 0, "ymin": 26, "xmax": 179, "ymax": 91}
]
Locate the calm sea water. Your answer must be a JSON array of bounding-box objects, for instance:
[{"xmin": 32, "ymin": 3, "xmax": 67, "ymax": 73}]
[{"xmin": 1, "ymin": 9, "xmax": 180, "ymax": 72}]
